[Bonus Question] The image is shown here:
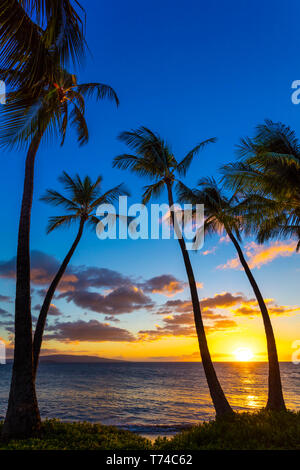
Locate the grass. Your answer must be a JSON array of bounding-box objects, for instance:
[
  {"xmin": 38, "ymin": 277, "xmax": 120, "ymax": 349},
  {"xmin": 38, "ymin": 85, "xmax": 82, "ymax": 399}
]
[{"xmin": 0, "ymin": 411, "xmax": 299, "ymax": 450}]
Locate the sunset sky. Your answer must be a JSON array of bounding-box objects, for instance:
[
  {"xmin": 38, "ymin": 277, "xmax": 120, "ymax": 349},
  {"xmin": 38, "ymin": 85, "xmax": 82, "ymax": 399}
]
[{"xmin": 0, "ymin": 0, "xmax": 300, "ymax": 362}]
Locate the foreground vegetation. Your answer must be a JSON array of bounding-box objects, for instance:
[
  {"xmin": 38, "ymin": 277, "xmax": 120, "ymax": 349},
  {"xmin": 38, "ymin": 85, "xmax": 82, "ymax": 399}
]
[
  {"xmin": 0, "ymin": 420, "xmax": 150, "ymax": 450},
  {"xmin": 0, "ymin": 411, "xmax": 299, "ymax": 450},
  {"xmin": 155, "ymin": 411, "xmax": 300, "ymax": 450}
]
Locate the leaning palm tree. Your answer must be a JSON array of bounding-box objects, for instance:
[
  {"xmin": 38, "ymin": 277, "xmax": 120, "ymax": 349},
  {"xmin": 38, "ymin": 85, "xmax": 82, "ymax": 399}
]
[
  {"xmin": 221, "ymin": 120, "xmax": 300, "ymax": 249},
  {"xmin": 177, "ymin": 177, "xmax": 286, "ymax": 411},
  {"xmin": 1, "ymin": 70, "xmax": 118, "ymax": 438},
  {"xmin": 33, "ymin": 172, "xmax": 128, "ymax": 377},
  {"xmin": 113, "ymin": 126, "xmax": 233, "ymax": 417}
]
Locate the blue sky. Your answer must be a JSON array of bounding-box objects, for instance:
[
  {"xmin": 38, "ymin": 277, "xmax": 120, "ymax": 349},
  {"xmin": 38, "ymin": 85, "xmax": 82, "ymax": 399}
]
[{"xmin": 0, "ymin": 0, "xmax": 300, "ymax": 361}]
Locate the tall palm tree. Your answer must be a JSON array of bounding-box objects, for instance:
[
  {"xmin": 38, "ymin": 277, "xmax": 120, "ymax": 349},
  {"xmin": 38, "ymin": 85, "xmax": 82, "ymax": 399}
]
[
  {"xmin": 33, "ymin": 172, "xmax": 128, "ymax": 377},
  {"xmin": 177, "ymin": 177, "xmax": 286, "ymax": 411},
  {"xmin": 113, "ymin": 127, "xmax": 233, "ymax": 417},
  {"xmin": 221, "ymin": 120, "xmax": 300, "ymax": 249},
  {"xmin": 1, "ymin": 71, "xmax": 118, "ymax": 438}
]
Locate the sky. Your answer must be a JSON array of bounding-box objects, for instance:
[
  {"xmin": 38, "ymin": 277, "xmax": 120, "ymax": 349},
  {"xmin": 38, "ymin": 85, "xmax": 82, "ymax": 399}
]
[{"xmin": 0, "ymin": 0, "xmax": 300, "ymax": 362}]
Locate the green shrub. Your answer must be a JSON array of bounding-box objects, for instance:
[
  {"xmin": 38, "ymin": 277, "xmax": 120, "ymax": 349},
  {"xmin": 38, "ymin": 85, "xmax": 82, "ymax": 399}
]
[
  {"xmin": 154, "ymin": 410, "xmax": 300, "ymax": 450},
  {"xmin": 0, "ymin": 420, "xmax": 150, "ymax": 450}
]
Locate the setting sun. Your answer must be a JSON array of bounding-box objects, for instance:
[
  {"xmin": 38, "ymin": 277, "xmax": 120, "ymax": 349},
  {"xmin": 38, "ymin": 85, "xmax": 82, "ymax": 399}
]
[{"xmin": 234, "ymin": 348, "xmax": 254, "ymax": 362}]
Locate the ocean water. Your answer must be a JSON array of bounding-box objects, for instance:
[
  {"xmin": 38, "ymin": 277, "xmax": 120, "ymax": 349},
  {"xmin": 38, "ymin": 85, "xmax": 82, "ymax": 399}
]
[{"xmin": 0, "ymin": 362, "xmax": 299, "ymax": 436}]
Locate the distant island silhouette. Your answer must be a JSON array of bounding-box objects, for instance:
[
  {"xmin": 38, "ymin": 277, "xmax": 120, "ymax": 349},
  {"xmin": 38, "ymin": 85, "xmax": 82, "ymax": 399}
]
[{"xmin": 7, "ymin": 354, "xmax": 128, "ymax": 364}]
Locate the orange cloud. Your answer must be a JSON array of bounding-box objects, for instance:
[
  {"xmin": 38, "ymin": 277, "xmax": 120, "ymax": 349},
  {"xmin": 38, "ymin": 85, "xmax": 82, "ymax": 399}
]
[
  {"xmin": 217, "ymin": 257, "xmax": 240, "ymax": 270},
  {"xmin": 156, "ymin": 292, "xmax": 300, "ymax": 320},
  {"xmin": 246, "ymin": 241, "xmax": 298, "ymax": 269},
  {"xmin": 201, "ymin": 247, "xmax": 217, "ymax": 256},
  {"xmin": 152, "ymin": 280, "xmax": 184, "ymax": 296},
  {"xmin": 218, "ymin": 240, "xmax": 298, "ymax": 270}
]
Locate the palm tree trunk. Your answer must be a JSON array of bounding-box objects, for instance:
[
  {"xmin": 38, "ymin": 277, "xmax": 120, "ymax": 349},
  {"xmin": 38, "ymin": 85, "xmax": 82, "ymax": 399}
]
[
  {"xmin": 33, "ymin": 218, "xmax": 85, "ymax": 378},
  {"xmin": 166, "ymin": 181, "xmax": 233, "ymax": 417},
  {"xmin": 227, "ymin": 230, "xmax": 286, "ymax": 411},
  {"xmin": 2, "ymin": 134, "xmax": 42, "ymax": 439}
]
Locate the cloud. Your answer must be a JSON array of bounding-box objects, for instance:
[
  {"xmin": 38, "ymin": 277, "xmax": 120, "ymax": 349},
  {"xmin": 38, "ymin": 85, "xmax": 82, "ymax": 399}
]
[
  {"xmin": 233, "ymin": 298, "xmax": 300, "ymax": 317},
  {"xmin": 0, "ymin": 252, "xmax": 188, "ymax": 316},
  {"xmin": 60, "ymin": 285, "xmax": 153, "ymax": 316},
  {"xmin": 104, "ymin": 315, "xmax": 120, "ymax": 322},
  {"xmin": 246, "ymin": 241, "xmax": 298, "ymax": 269},
  {"xmin": 146, "ymin": 291, "xmax": 300, "ymax": 341},
  {"xmin": 138, "ymin": 314, "xmax": 237, "ymax": 341},
  {"xmin": 201, "ymin": 292, "xmax": 245, "ymax": 310},
  {"xmin": 0, "ymin": 294, "xmax": 11, "ymax": 302},
  {"xmin": 218, "ymin": 240, "xmax": 298, "ymax": 270},
  {"xmin": 0, "ymin": 251, "xmax": 71, "ymax": 288},
  {"xmin": 219, "ymin": 235, "xmax": 230, "ymax": 244},
  {"xmin": 0, "ymin": 308, "xmax": 11, "ymax": 317},
  {"xmin": 217, "ymin": 257, "xmax": 240, "ymax": 270},
  {"xmin": 64, "ymin": 266, "xmax": 132, "ymax": 292},
  {"xmin": 156, "ymin": 293, "xmax": 246, "ymax": 317},
  {"xmin": 140, "ymin": 275, "xmax": 186, "ymax": 296},
  {"xmin": 201, "ymin": 247, "xmax": 217, "ymax": 256},
  {"xmin": 0, "ymin": 251, "xmax": 133, "ymax": 292},
  {"xmin": 139, "ymin": 293, "xmax": 242, "ymax": 341},
  {"xmin": 45, "ymin": 319, "xmax": 136, "ymax": 343},
  {"xmin": 33, "ymin": 303, "xmax": 63, "ymax": 317}
]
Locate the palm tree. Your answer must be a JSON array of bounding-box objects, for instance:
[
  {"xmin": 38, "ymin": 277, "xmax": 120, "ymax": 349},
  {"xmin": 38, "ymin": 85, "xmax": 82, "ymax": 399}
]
[
  {"xmin": 113, "ymin": 127, "xmax": 233, "ymax": 417},
  {"xmin": 221, "ymin": 120, "xmax": 300, "ymax": 249},
  {"xmin": 177, "ymin": 177, "xmax": 286, "ymax": 411},
  {"xmin": 33, "ymin": 172, "xmax": 128, "ymax": 377},
  {"xmin": 0, "ymin": 0, "xmax": 86, "ymax": 91},
  {"xmin": 1, "ymin": 71, "xmax": 118, "ymax": 438}
]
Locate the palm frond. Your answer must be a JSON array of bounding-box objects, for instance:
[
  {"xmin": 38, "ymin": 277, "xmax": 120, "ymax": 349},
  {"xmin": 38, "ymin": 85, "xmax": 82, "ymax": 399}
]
[
  {"xmin": 40, "ymin": 189, "xmax": 78, "ymax": 211},
  {"xmin": 142, "ymin": 180, "xmax": 165, "ymax": 204},
  {"xmin": 176, "ymin": 180, "xmax": 199, "ymax": 204},
  {"xmin": 90, "ymin": 183, "xmax": 129, "ymax": 208},
  {"xmin": 76, "ymin": 83, "xmax": 119, "ymax": 106},
  {"xmin": 176, "ymin": 137, "xmax": 217, "ymax": 176},
  {"xmin": 46, "ymin": 214, "xmax": 79, "ymax": 233},
  {"xmin": 113, "ymin": 153, "xmax": 161, "ymax": 178},
  {"xmin": 0, "ymin": 0, "xmax": 86, "ymax": 90},
  {"xmin": 69, "ymin": 103, "xmax": 88, "ymax": 146}
]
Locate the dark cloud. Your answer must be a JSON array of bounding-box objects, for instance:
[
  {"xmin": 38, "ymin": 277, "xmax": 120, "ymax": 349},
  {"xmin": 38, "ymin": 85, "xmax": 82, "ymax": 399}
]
[
  {"xmin": 0, "ymin": 318, "xmax": 14, "ymax": 330},
  {"xmin": 0, "ymin": 251, "xmax": 60, "ymax": 286},
  {"xmin": 156, "ymin": 293, "xmax": 249, "ymax": 317},
  {"xmin": 33, "ymin": 303, "xmax": 63, "ymax": 316},
  {"xmin": 0, "ymin": 258, "xmax": 16, "ymax": 280},
  {"xmin": 70, "ymin": 266, "xmax": 132, "ymax": 290},
  {"xmin": 104, "ymin": 315, "xmax": 120, "ymax": 322},
  {"xmin": 140, "ymin": 275, "xmax": 185, "ymax": 296},
  {"xmin": 45, "ymin": 319, "xmax": 135, "ymax": 343},
  {"xmin": 60, "ymin": 286, "xmax": 153, "ymax": 316},
  {"xmin": 201, "ymin": 293, "xmax": 246, "ymax": 309},
  {"xmin": 0, "ymin": 294, "xmax": 11, "ymax": 302},
  {"xmin": 0, "ymin": 307, "xmax": 9, "ymax": 316},
  {"xmin": 0, "ymin": 251, "xmax": 132, "ymax": 292}
]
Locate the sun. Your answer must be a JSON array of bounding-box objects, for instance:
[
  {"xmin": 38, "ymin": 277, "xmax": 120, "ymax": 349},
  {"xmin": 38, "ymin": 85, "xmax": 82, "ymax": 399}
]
[{"xmin": 233, "ymin": 347, "xmax": 254, "ymax": 362}]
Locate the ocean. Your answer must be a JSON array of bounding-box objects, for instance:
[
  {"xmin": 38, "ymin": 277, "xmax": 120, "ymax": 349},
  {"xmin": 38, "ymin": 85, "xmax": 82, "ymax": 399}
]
[{"xmin": 0, "ymin": 362, "xmax": 299, "ymax": 437}]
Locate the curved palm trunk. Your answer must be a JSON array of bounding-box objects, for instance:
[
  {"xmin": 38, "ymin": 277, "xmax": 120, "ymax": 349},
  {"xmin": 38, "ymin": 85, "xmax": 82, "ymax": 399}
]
[
  {"xmin": 33, "ymin": 219, "xmax": 85, "ymax": 378},
  {"xmin": 3, "ymin": 134, "xmax": 42, "ymax": 439},
  {"xmin": 166, "ymin": 182, "xmax": 233, "ymax": 417},
  {"xmin": 227, "ymin": 231, "xmax": 286, "ymax": 411}
]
